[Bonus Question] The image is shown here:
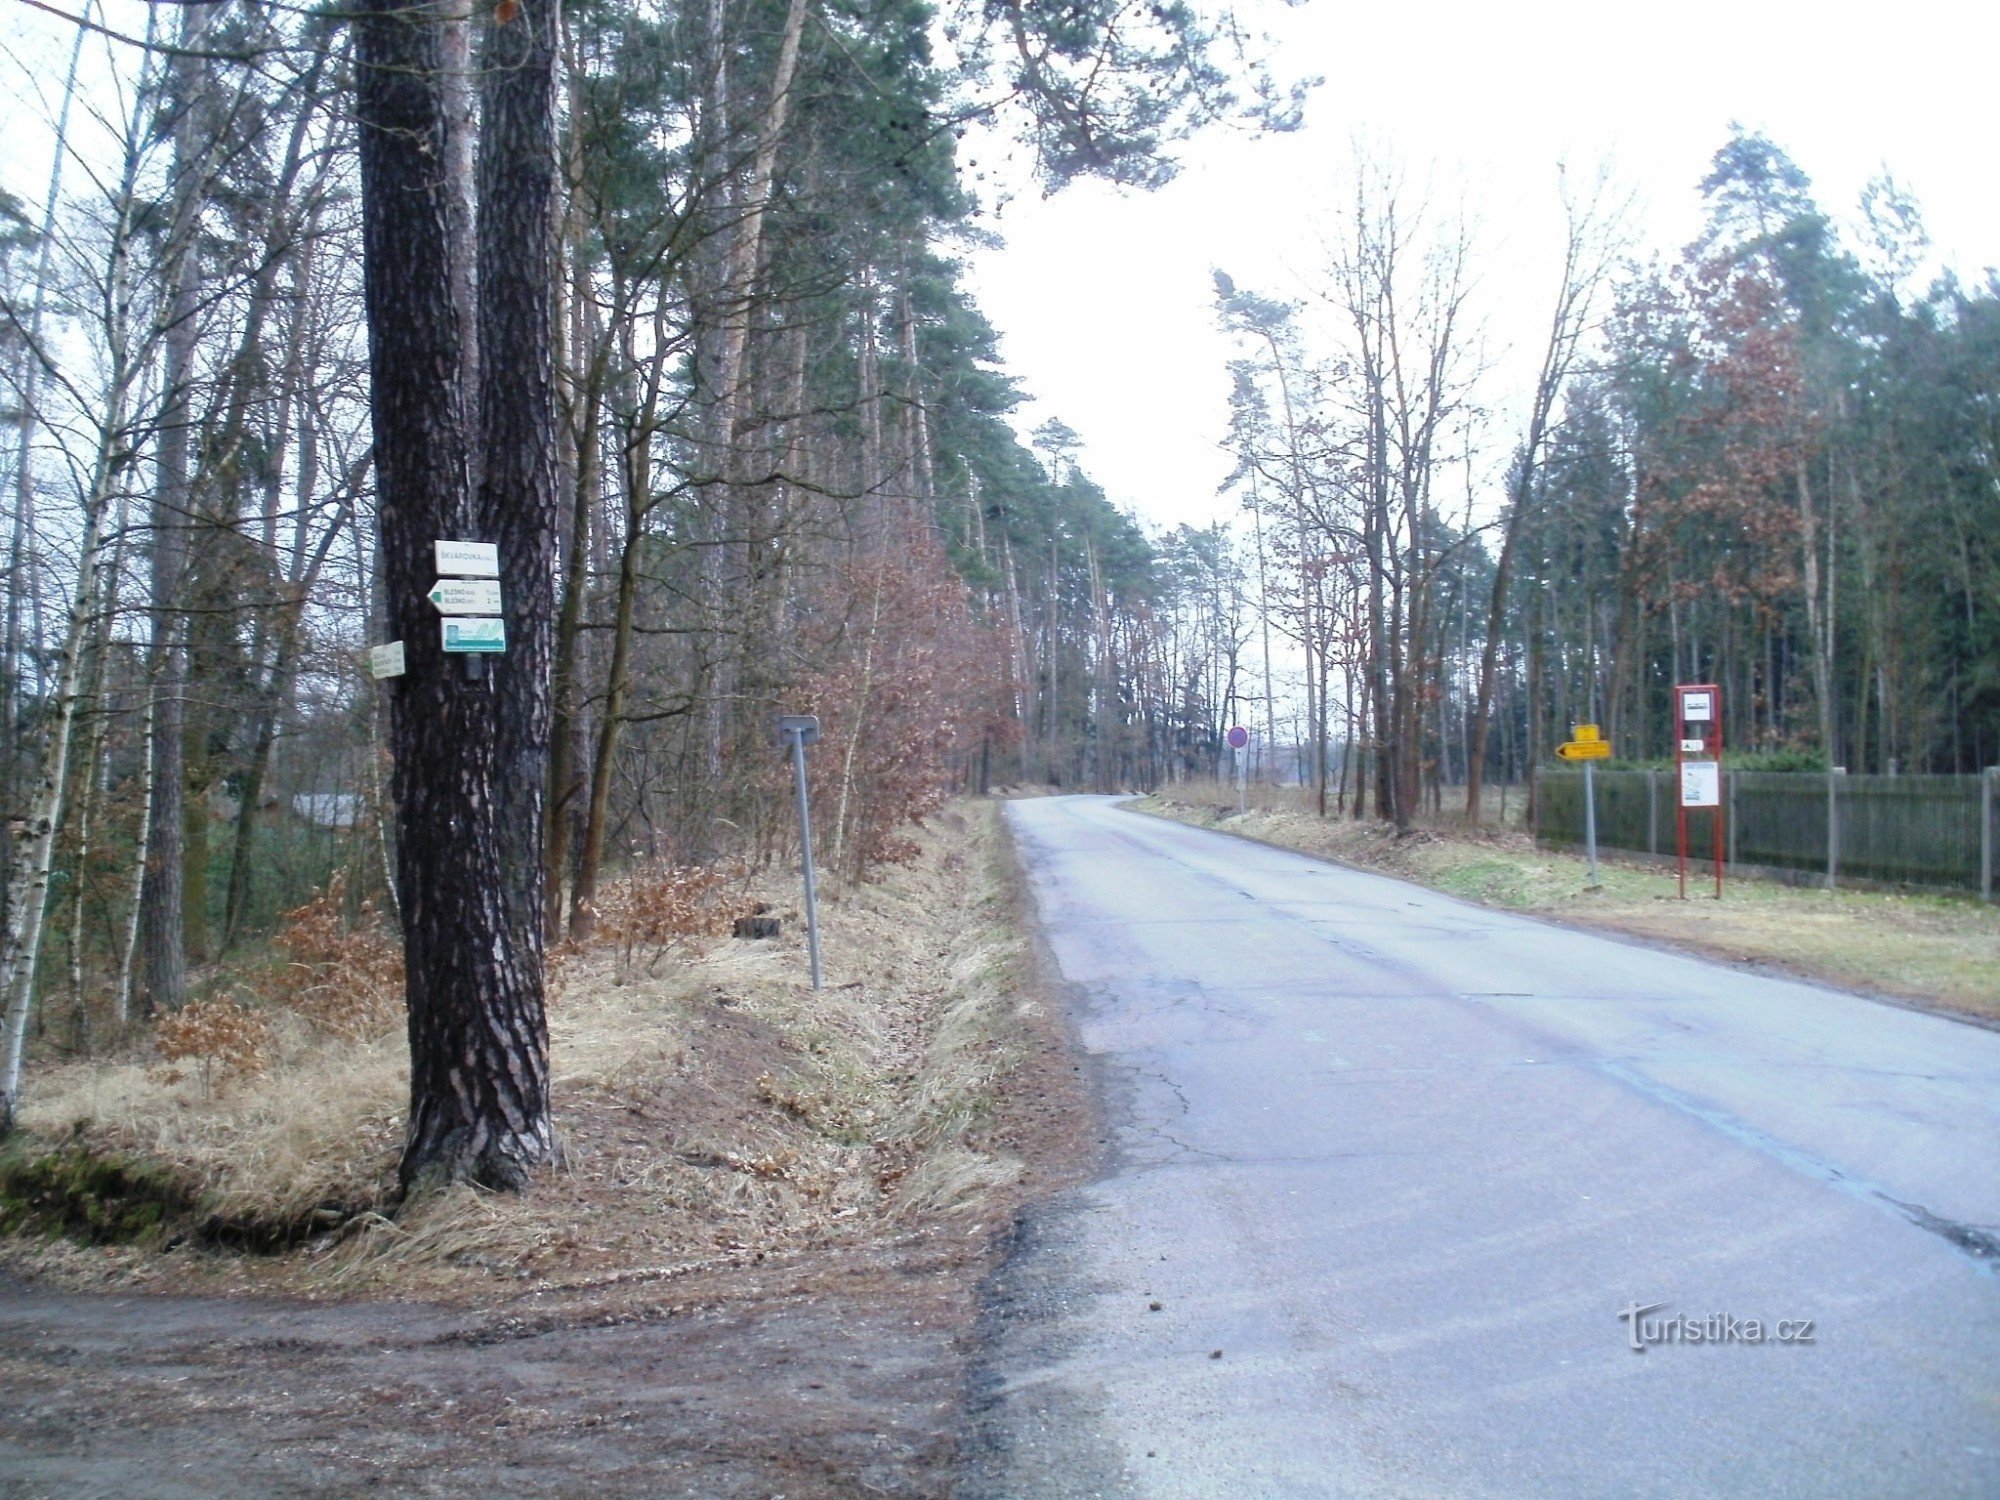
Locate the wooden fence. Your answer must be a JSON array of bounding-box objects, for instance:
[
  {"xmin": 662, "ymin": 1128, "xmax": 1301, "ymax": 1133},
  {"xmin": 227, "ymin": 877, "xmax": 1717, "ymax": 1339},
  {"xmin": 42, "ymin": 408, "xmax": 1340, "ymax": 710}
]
[{"xmin": 1537, "ymin": 768, "xmax": 2000, "ymax": 899}]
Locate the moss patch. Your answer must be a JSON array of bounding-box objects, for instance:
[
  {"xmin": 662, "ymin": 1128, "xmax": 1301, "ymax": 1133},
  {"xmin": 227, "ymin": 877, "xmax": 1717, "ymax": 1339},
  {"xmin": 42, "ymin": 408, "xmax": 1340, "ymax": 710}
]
[{"xmin": 0, "ymin": 1141, "xmax": 200, "ymax": 1247}]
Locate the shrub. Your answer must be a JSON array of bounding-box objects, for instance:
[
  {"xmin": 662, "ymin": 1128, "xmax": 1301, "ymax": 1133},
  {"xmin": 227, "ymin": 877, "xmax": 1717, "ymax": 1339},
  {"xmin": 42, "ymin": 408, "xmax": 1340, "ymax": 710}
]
[
  {"xmin": 601, "ymin": 864, "xmax": 756, "ymax": 974},
  {"xmin": 271, "ymin": 874, "xmax": 403, "ymax": 1039},
  {"xmin": 154, "ymin": 997, "xmax": 277, "ymax": 1097}
]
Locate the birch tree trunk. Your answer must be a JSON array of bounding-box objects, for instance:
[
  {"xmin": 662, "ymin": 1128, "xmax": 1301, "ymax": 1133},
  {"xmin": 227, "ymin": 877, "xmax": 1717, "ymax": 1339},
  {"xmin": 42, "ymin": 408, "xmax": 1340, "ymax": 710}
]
[
  {"xmin": 3, "ymin": 9, "xmax": 171, "ymax": 1124},
  {"xmin": 1, "ymin": 419, "xmax": 130, "ymax": 1132},
  {"xmin": 3, "ymin": 9, "xmax": 87, "ymax": 862}
]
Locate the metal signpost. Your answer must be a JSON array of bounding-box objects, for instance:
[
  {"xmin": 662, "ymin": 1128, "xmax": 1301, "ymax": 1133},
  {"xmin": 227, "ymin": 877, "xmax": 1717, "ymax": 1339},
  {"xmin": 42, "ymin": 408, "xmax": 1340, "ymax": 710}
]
[
  {"xmin": 1674, "ymin": 684, "xmax": 1724, "ymax": 900},
  {"xmin": 1555, "ymin": 724, "xmax": 1611, "ymax": 887},
  {"xmin": 1227, "ymin": 725, "xmax": 1249, "ymax": 813},
  {"xmin": 776, "ymin": 714, "xmax": 823, "ymax": 990}
]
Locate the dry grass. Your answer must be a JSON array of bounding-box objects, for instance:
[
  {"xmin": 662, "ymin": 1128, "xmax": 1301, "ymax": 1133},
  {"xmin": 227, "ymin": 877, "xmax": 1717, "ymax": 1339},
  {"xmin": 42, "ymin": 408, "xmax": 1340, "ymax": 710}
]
[
  {"xmin": 18, "ymin": 1013, "xmax": 408, "ymax": 1231},
  {"xmin": 1139, "ymin": 781, "xmax": 2000, "ymax": 1025},
  {"xmin": 4, "ymin": 798, "xmax": 1038, "ymax": 1299}
]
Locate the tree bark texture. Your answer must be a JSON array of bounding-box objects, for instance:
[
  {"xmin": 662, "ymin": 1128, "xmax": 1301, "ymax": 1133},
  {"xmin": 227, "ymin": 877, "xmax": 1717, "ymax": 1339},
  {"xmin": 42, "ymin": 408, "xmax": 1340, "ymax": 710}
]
[
  {"xmin": 477, "ymin": 0, "xmax": 560, "ymax": 949},
  {"xmin": 356, "ymin": 0, "xmax": 554, "ymax": 1195},
  {"xmin": 135, "ymin": 3, "xmax": 219, "ymax": 1017}
]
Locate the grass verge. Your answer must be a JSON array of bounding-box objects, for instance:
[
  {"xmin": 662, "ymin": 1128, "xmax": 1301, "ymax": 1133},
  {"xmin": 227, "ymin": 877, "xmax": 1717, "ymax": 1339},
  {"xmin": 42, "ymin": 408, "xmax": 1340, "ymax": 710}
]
[
  {"xmin": 1, "ymin": 798, "xmax": 1047, "ymax": 1298},
  {"xmin": 1136, "ymin": 781, "xmax": 2000, "ymax": 1027}
]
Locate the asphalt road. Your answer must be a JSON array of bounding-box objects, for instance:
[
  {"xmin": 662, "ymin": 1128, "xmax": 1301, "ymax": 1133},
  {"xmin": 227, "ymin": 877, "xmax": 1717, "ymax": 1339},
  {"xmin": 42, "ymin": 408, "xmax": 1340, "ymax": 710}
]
[{"xmin": 962, "ymin": 795, "xmax": 2000, "ymax": 1499}]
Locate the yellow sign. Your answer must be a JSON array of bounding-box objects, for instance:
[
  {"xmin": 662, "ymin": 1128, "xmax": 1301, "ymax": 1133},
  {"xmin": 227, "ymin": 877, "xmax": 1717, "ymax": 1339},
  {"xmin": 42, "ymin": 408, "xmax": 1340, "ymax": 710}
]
[
  {"xmin": 1574, "ymin": 723, "xmax": 1601, "ymax": 742},
  {"xmin": 1556, "ymin": 739, "xmax": 1611, "ymax": 761}
]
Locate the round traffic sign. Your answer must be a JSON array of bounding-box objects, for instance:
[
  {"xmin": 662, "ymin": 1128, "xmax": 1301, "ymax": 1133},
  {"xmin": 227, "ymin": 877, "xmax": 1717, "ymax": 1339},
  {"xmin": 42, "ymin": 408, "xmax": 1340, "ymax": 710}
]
[{"xmin": 1226, "ymin": 726, "xmax": 1249, "ymax": 750}]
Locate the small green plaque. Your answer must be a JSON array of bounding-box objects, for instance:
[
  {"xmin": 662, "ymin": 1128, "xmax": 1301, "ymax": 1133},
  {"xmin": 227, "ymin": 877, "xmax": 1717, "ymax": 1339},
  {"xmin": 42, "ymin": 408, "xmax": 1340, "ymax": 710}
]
[{"xmin": 441, "ymin": 617, "xmax": 506, "ymax": 654}]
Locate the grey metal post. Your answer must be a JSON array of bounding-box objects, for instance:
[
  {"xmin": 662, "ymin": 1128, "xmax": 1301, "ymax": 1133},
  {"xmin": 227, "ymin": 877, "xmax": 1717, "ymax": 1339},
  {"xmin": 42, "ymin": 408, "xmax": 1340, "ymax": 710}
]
[
  {"xmin": 1236, "ymin": 747, "xmax": 1246, "ymax": 815},
  {"xmin": 1726, "ymin": 770, "xmax": 1739, "ymax": 873},
  {"xmin": 1647, "ymin": 768, "xmax": 1659, "ymax": 856},
  {"xmin": 1827, "ymin": 766, "xmax": 1844, "ymax": 891},
  {"xmin": 1982, "ymin": 767, "xmax": 1995, "ymax": 904},
  {"xmin": 1583, "ymin": 758, "xmax": 1601, "ymax": 888},
  {"xmin": 789, "ymin": 729, "xmax": 822, "ymax": 990}
]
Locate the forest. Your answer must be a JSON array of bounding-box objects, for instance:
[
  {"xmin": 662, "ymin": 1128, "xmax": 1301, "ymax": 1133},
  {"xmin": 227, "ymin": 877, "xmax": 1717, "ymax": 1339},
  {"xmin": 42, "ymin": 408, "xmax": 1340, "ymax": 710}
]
[
  {"xmin": 1215, "ymin": 140, "xmax": 2000, "ymax": 827},
  {"xmin": 1, "ymin": 0, "xmax": 1995, "ymax": 1176}
]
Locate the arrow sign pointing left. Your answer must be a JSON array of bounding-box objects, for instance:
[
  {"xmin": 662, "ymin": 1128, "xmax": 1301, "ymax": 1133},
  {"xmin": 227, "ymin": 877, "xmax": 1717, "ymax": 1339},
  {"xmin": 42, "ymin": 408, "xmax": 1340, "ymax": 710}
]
[
  {"xmin": 428, "ymin": 578, "xmax": 503, "ymax": 614},
  {"xmin": 1556, "ymin": 739, "xmax": 1611, "ymax": 761}
]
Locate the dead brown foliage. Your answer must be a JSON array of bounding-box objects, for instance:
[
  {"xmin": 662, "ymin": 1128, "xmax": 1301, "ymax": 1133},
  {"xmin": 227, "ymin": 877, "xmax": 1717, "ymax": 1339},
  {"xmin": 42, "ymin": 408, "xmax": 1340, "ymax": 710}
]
[
  {"xmin": 269, "ymin": 875, "xmax": 404, "ymax": 1040},
  {"xmin": 599, "ymin": 864, "xmax": 757, "ymax": 975},
  {"xmin": 152, "ymin": 997, "xmax": 277, "ymax": 1097}
]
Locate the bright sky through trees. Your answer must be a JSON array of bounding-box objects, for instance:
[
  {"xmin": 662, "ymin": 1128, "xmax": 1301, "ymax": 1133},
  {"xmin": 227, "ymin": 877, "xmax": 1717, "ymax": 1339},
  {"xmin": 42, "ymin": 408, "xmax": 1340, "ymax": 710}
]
[{"xmin": 960, "ymin": 0, "xmax": 2000, "ymax": 529}]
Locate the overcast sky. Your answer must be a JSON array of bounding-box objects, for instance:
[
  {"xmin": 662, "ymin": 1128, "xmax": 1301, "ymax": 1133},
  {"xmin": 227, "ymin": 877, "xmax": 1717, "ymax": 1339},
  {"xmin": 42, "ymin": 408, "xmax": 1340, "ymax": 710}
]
[
  {"xmin": 6, "ymin": 0, "xmax": 1996, "ymax": 542},
  {"xmin": 958, "ymin": 0, "xmax": 2000, "ymax": 533}
]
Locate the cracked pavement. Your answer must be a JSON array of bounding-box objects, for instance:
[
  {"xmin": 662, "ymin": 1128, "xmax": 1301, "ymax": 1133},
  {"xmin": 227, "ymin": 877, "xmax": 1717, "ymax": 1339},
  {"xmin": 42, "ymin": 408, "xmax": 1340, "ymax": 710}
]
[{"xmin": 960, "ymin": 795, "xmax": 2000, "ymax": 1498}]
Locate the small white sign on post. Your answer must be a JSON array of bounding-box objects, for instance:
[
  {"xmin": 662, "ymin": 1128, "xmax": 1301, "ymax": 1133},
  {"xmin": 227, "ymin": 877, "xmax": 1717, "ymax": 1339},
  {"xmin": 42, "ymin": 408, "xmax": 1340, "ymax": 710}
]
[
  {"xmin": 368, "ymin": 641, "xmax": 406, "ymax": 679},
  {"xmin": 434, "ymin": 540, "xmax": 500, "ymax": 578},
  {"xmin": 1682, "ymin": 690, "xmax": 1714, "ymax": 722},
  {"xmin": 1681, "ymin": 761, "xmax": 1721, "ymax": 808}
]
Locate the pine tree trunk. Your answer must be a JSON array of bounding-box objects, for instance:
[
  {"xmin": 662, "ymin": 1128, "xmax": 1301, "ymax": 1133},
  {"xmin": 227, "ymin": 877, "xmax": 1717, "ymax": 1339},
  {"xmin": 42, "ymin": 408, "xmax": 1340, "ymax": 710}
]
[
  {"xmin": 356, "ymin": 0, "xmax": 556, "ymax": 1194},
  {"xmin": 545, "ymin": 74, "xmax": 598, "ymax": 936},
  {"xmin": 476, "ymin": 0, "xmax": 560, "ymax": 960}
]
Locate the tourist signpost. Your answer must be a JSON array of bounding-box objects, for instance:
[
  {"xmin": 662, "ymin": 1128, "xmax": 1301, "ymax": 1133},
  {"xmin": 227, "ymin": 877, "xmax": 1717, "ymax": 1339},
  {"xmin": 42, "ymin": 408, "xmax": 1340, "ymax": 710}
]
[
  {"xmin": 432, "ymin": 539, "xmax": 505, "ymax": 677},
  {"xmin": 1675, "ymin": 684, "xmax": 1724, "ymax": 899},
  {"xmin": 427, "ymin": 578, "xmax": 503, "ymax": 614},
  {"xmin": 366, "ymin": 539, "xmax": 505, "ymax": 681},
  {"xmin": 1556, "ymin": 724, "xmax": 1610, "ymax": 887}
]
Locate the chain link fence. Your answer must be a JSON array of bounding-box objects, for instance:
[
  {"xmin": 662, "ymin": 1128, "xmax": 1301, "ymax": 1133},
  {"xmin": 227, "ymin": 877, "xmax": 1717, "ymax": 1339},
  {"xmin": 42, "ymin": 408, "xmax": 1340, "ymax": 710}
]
[{"xmin": 1537, "ymin": 768, "xmax": 2000, "ymax": 899}]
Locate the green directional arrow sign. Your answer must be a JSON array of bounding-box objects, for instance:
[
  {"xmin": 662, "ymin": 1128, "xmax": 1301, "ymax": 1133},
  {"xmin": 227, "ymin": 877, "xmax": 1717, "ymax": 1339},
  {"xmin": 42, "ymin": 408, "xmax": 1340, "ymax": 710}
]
[{"xmin": 428, "ymin": 578, "xmax": 502, "ymax": 613}]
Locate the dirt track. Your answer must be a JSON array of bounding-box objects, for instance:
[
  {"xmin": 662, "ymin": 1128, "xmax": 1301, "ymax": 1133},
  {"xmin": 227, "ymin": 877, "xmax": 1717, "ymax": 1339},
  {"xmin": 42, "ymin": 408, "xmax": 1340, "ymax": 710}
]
[
  {"xmin": 0, "ymin": 972, "xmax": 1093, "ymax": 1499},
  {"xmin": 1, "ymin": 1241, "xmax": 982, "ymax": 1499},
  {"xmin": 0, "ymin": 799, "xmax": 1099, "ymax": 1498}
]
